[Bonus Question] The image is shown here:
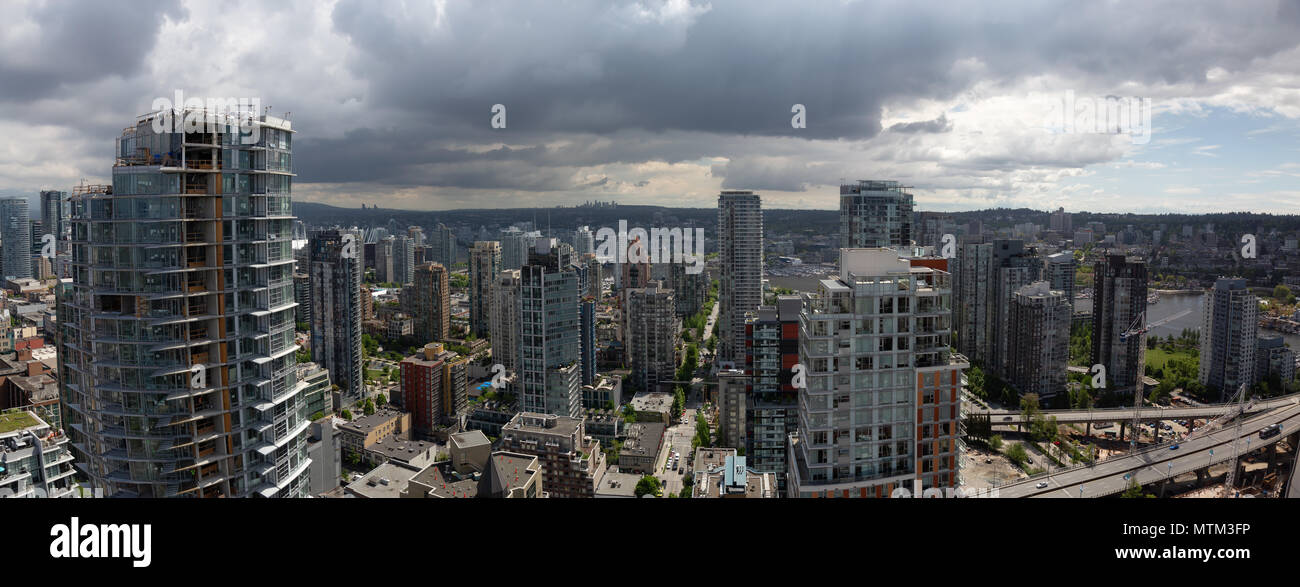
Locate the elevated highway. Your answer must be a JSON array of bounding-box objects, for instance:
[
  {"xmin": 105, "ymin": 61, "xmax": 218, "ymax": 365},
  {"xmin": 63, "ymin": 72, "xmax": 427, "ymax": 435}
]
[{"xmin": 994, "ymin": 398, "xmax": 1300, "ymax": 498}]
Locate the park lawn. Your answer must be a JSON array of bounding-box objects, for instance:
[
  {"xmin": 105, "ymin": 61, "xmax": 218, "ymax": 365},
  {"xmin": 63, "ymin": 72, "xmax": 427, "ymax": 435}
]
[{"xmin": 1145, "ymin": 347, "xmax": 1195, "ymax": 373}]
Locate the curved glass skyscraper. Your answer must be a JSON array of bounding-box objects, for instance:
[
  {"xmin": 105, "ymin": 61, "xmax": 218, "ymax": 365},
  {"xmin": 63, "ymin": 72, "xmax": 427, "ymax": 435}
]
[{"xmin": 59, "ymin": 108, "xmax": 310, "ymax": 497}]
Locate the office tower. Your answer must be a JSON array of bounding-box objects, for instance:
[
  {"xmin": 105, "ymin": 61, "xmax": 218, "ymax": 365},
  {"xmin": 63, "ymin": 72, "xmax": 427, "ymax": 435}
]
[
  {"xmin": 406, "ymin": 262, "xmax": 451, "ymax": 344},
  {"xmin": 839, "ymin": 180, "xmax": 914, "ymax": 250},
  {"xmin": 717, "ymin": 369, "xmax": 748, "ymax": 449},
  {"xmin": 59, "ymin": 111, "xmax": 310, "ymax": 497},
  {"xmin": 669, "ymin": 261, "xmax": 708, "ymax": 318},
  {"xmin": 1045, "ymin": 251, "xmax": 1076, "ymax": 311},
  {"xmin": 584, "ymin": 254, "xmax": 602, "ymax": 300},
  {"xmin": 392, "ymin": 235, "xmax": 415, "ymax": 285},
  {"xmin": 917, "ymin": 212, "xmax": 955, "ymax": 250},
  {"xmin": 293, "ymin": 272, "xmax": 312, "ymax": 326},
  {"xmin": 1198, "ymin": 277, "xmax": 1258, "ymax": 399},
  {"xmin": 40, "ymin": 190, "xmax": 69, "ymax": 278},
  {"xmin": 1049, "ymin": 207, "xmax": 1073, "ymax": 234},
  {"xmin": 399, "ymin": 343, "xmax": 469, "ymax": 437},
  {"xmin": 433, "ymin": 223, "xmax": 457, "ymax": 269},
  {"xmin": 1091, "ymin": 254, "xmax": 1148, "ymax": 393},
  {"xmin": 499, "ymin": 412, "xmax": 606, "ymax": 498},
  {"xmin": 1007, "ymin": 282, "xmax": 1071, "ymax": 400},
  {"xmin": 1255, "ymin": 335, "xmax": 1296, "ymax": 386},
  {"xmin": 788, "ymin": 249, "xmax": 966, "ymax": 498},
  {"xmin": 744, "ymin": 295, "xmax": 801, "ymax": 490},
  {"xmin": 374, "ymin": 236, "xmax": 394, "ymax": 283},
  {"xmin": 408, "ymin": 225, "xmax": 425, "ymax": 247},
  {"xmin": 0, "ymin": 198, "xmax": 32, "ymax": 279},
  {"xmin": 952, "ymin": 239, "xmax": 992, "ymax": 364},
  {"xmin": 625, "ymin": 282, "xmax": 679, "ymax": 393},
  {"xmin": 469, "ymin": 241, "xmax": 501, "ymax": 337},
  {"xmin": 717, "ymin": 190, "xmax": 763, "ymax": 367},
  {"xmin": 573, "ymin": 225, "xmax": 595, "ymax": 255},
  {"xmin": 580, "ymin": 296, "xmax": 596, "ymax": 387},
  {"xmin": 491, "ymin": 270, "xmax": 521, "ymax": 373},
  {"xmin": 499, "ymin": 226, "xmax": 527, "ymax": 270},
  {"xmin": 990, "ymin": 240, "xmax": 1041, "ymax": 378},
  {"xmin": 309, "ymin": 229, "xmax": 365, "ymax": 398},
  {"xmin": 519, "ymin": 241, "xmax": 583, "ymax": 417},
  {"xmin": 39, "ymin": 190, "xmax": 67, "ymax": 242}
]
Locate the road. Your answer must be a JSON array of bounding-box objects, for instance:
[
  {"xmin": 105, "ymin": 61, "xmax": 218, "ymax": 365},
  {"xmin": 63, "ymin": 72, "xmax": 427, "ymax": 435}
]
[
  {"xmin": 656, "ymin": 407, "xmax": 696, "ymax": 497},
  {"xmin": 997, "ymin": 399, "xmax": 1300, "ymax": 498},
  {"xmin": 969, "ymin": 392, "xmax": 1300, "ymax": 425}
]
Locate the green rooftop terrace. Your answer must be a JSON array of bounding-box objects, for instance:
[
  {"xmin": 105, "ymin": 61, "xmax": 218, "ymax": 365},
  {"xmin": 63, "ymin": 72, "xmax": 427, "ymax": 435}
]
[{"xmin": 0, "ymin": 411, "xmax": 39, "ymax": 434}]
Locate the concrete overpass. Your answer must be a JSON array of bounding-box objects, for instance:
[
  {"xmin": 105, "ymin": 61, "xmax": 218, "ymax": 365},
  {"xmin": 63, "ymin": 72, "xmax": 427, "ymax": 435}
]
[
  {"xmin": 993, "ymin": 398, "xmax": 1300, "ymax": 498},
  {"xmin": 968, "ymin": 392, "xmax": 1300, "ymax": 425}
]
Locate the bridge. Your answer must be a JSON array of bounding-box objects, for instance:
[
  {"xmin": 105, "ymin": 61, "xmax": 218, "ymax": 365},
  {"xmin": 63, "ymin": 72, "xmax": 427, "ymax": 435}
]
[
  {"xmin": 993, "ymin": 398, "xmax": 1300, "ymax": 498},
  {"xmin": 967, "ymin": 392, "xmax": 1300, "ymax": 425}
]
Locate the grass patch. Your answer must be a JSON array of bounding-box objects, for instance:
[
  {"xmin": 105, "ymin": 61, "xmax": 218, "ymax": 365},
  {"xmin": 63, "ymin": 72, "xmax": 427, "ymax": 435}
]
[
  {"xmin": 1145, "ymin": 347, "xmax": 1193, "ymax": 372},
  {"xmin": 0, "ymin": 411, "xmax": 38, "ymax": 434}
]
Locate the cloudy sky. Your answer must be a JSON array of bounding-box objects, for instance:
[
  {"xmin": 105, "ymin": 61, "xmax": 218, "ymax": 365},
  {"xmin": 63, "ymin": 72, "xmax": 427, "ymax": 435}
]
[{"xmin": 2, "ymin": 0, "xmax": 1299, "ymax": 213}]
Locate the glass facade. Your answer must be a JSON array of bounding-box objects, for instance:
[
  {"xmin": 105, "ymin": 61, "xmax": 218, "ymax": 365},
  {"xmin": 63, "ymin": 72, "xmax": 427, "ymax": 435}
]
[{"xmin": 59, "ymin": 111, "xmax": 310, "ymax": 497}]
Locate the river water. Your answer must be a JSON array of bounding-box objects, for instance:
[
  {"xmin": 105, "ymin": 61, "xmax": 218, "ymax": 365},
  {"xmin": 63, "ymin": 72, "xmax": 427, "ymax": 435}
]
[{"xmin": 1078, "ymin": 291, "xmax": 1300, "ymax": 349}]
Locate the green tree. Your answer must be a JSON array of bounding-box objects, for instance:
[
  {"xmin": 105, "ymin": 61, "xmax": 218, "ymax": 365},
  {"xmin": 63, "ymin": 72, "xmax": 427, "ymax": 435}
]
[
  {"xmin": 634, "ymin": 475, "xmax": 662, "ymax": 498},
  {"xmin": 1005, "ymin": 443, "xmax": 1029, "ymax": 467}
]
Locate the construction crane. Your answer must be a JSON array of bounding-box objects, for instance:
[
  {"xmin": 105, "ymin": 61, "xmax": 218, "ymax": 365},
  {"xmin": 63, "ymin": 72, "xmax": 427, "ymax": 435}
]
[
  {"xmin": 1222, "ymin": 383, "xmax": 1252, "ymax": 496},
  {"xmin": 1118, "ymin": 308, "xmax": 1192, "ymax": 453}
]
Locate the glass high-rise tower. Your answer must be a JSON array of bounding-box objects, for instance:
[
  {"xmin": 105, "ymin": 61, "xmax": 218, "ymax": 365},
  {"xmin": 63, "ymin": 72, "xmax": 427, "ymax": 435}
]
[{"xmin": 58, "ymin": 108, "xmax": 310, "ymax": 497}]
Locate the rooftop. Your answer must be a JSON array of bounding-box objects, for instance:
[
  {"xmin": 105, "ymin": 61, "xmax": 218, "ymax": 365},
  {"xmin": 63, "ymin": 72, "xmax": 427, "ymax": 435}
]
[
  {"xmin": 621, "ymin": 422, "xmax": 665, "ymax": 458},
  {"xmin": 341, "ymin": 408, "xmax": 406, "ymax": 434},
  {"xmin": 0, "ymin": 410, "xmax": 40, "ymax": 434},
  {"xmin": 344, "ymin": 462, "xmax": 418, "ymax": 498}
]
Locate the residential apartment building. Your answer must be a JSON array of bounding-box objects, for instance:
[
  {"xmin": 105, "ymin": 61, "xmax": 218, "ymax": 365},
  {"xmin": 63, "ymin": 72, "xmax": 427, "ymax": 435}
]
[
  {"xmin": 309, "ymin": 229, "xmax": 365, "ymax": 397},
  {"xmin": 717, "ymin": 191, "xmax": 763, "ymax": 367},
  {"xmin": 1199, "ymin": 277, "xmax": 1258, "ymax": 399},
  {"xmin": 1007, "ymin": 281, "xmax": 1071, "ymax": 400},
  {"xmin": 405, "ymin": 262, "xmax": 451, "ymax": 344},
  {"xmin": 1092, "ymin": 254, "xmax": 1148, "ymax": 393},
  {"xmin": 519, "ymin": 241, "xmax": 583, "ymax": 417},
  {"xmin": 398, "ymin": 342, "xmax": 469, "ymax": 438},
  {"xmin": 490, "ymin": 269, "xmax": 521, "ymax": 373},
  {"xmin": 59, "ymin": 110, "xmax": 311, "ymax": 497},
  {"xmin": 468, "ymin": 241, "xmax": 501, "ymax": 338},
  {"xmin": 498, "ymin": 412, "xmax": 606, "ymax": 498},
  {"xmin": 788, "ymin": 248, "xmax": 966, "ymax": 498},
  {"xmin": 0, "ymin": 410, "xmax": 76, "ymax": 498},
  {"xmin": 744, "ymin": 295, "xmax": 801, "ymax": 490},
  {"xmin": 838, "ymin": 180, "xmax": 914, "ymax": 250},
  {"xmin": 625, "ymin": 282, "xmax": 679, "ymax": 393}
]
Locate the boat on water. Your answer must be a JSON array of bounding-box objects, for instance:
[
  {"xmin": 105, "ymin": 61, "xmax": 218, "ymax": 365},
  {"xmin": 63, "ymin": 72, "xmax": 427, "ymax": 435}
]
[{"xmin": 1147, "ymin": 291, "xmax": 1160, "ymax": 305}]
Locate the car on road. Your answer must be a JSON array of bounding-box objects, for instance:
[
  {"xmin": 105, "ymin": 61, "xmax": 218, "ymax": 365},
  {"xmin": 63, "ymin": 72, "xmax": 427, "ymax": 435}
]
[
  {"xmin": 1035, "ymin": 482, "xmax": 1049, "ymax": 489},
  {"xmin": 1169, "ymin": 444, "xmax": 1180, "ymax": 450}
]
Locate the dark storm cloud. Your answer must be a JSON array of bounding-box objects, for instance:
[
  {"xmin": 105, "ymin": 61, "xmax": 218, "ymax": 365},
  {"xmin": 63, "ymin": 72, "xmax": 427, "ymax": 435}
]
[
  {"xmin": 0, "ymin": 0, "xmax": 186, "ymax": 101},
  {"xmin": 309, "ymin": 0, "xmax": 1300, "ymax": 192},
  {"xmin": 3, "ymin": 0, "xmax": 1300, "ymax": 207}
]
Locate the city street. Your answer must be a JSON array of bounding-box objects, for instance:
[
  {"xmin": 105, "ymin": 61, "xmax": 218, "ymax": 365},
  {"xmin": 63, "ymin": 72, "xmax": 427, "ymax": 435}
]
[{"xmin": 656, "ymin": 407, "xmax": 697, "ymax": 497}]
